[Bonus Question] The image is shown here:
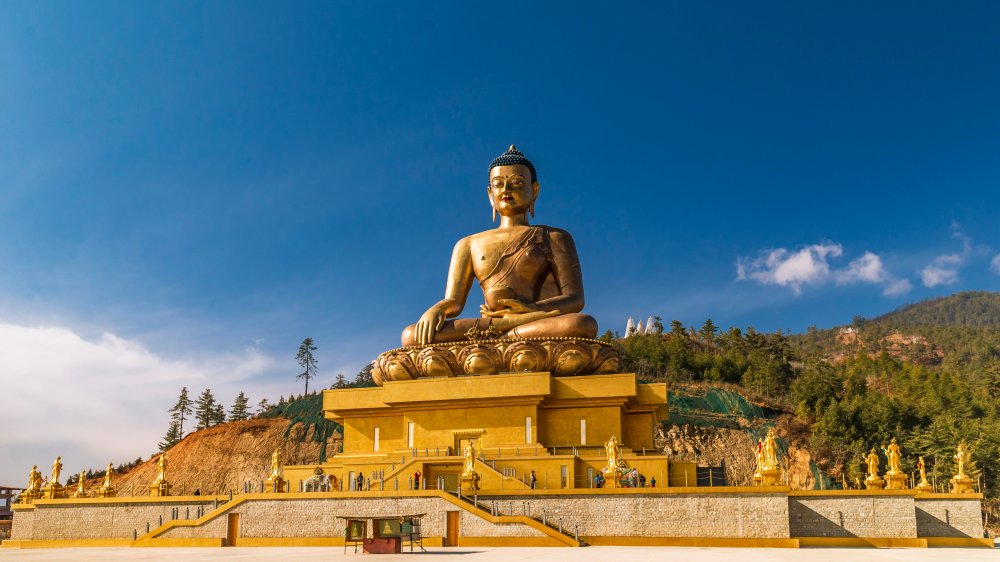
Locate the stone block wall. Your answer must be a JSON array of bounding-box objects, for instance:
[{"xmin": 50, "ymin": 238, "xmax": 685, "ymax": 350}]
[
  {"xmin": 161, "ymin": 495, "xmax": 545, "ymax": 540},
  {"xmin": 478, "ymin": 492, "xmax": 791, "ymax": 538},
  {"xmin": 914, "ymin": 497, "xmax": 984, "ymax": 538},
  {"xmin": 788, "ymin": 495, "xmax": 917, "ymax": 538},
  {"xmin": 11, "ymin": 499, "xmax": 220, "ymax": 541}
]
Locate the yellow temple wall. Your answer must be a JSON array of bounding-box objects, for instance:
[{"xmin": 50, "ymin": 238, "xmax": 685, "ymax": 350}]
[
  {"xmin": 622, "ymin": 412, "xmax": 655, "ymax": 450},
  {"xmin": 539, "ymin": 406, "xmax": 620, "ymax": 448}
]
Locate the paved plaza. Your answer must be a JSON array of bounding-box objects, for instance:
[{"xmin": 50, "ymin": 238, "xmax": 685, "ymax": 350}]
[{"xmin": 0, "ymin": 546, "xmax": 997, "ymax": 562}]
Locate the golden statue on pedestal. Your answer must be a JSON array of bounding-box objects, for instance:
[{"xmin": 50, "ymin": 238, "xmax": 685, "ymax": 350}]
[
  {"xmin": 460, "ymin": 440, "xmax": 480, "ymax": 491},
  {"xmin": 72, "ymin": 471, "xmax": 90, "ymax": 498},
  {"xmin": 915, "ymin": 456, "xmax": 933, "ymax": 493},
  {"xmin": 149, "ymin": 453, "xmax": 170, "ymax": 497},
  {"xmin": 49, "ymin": 456, "xmax": 62, "ymax": 486},
  {"xmin": 97, "ymin": 462, "xmax": 116, "ymax": 498},
  {"xmin": 864, "ymin": 447, "xmax": 884, "ymax": 490},
  {"xmin": 882, "ymin": 437, "xmax": 907, "ymax": 489},
  {"xmin": 601, "ymin": 435, "xmax": 626, "ymax": 488},
  {"xmin": 19, "ymin": 465, "xmax": 44, "ymax": 503},
  {"xmin": 754, "ymin": 428, "xmax": 781, "ymax": 486},
  {"xmin": 373, "ymin": 146, "xmax": 619, "ymax": 383},
  {"xmin": 951, "ymin": 441, "xmax": 974, "ymax": 493},
  {"xmin": 42, "ymin": 456, "xmax": 67, "ymax": 499},
  {"xmin": 266, "ymin": 447, "xmax": 286, "ymax": 493}
]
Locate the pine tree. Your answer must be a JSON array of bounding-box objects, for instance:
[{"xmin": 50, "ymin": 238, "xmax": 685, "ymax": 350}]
[
  {"xmin": 159, "ymin": 421, "xmax": 181, "ymax": 451},
  {"xmin": 353, "ymin": 364, "xmax": 374, "ymax": 387},
  {"xmin": 211, "ymin": 402, "xmax": 226, "ymax": 426},
  {"xmin": 194, "ymin": 389, "xmax": 218, "ymax": 430},
  {"xmin": 229, "ymin": 391, "xmax": 250, "ymax": 421},
  {"xmin": 256, "ymin": 398, "xmax": 270, "ymax": 416},
  {"xmin": 296, "ymin": 338, "xmax": 319, "ymax": 394},
  {"xmin": 333, "ymin": 373, "xmax": 347, "ymax": 389},
  {"xmin": 168, "ymin": 387, "xmax": 193, "ymax": 437}
]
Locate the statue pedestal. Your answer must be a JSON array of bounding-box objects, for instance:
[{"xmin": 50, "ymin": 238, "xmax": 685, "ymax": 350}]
[
  {"xmin": 372, "ymin": 338, "xmax": 620, "ymax": 384},
  {"xmin": 460, "ymin": 472, "xmax": 480, "ymax": 492},
  {"xmin": 265, "ymin": 477, "xmax": 286, "ymax": 493},
  {"xmin": 602, "ymin": 467, "xmax": 622, "ymax": 489},
  {"xmin": 42, "ymin": 484, "xmax": 67, "ymax": 500},
  {"xmin": 95, "ymin": 487, "xmax": 116, "ymax": 498},
  {"xmin": 951, "ymin": 475, "xmax": 974, "ymax": 494},
  {"xmin": 914, "ymin": 481, "xmax": 933, "ymax": 493},
  {"xmin": 19, "ymin": 490, "xmax": 41, "ymax": 504},
  {"xmin": 865, "ymin": 476, "xmax": 884, "ymax": 490},
  {"xmin": 759, "ymin": 468, "xmax": 781, "ymax": 486},
  {"xmin": 884, "ymin": 471, "xmax": 907, "ymax": 490},
  {"xmin": 149, "ymin": 482, "xmax": 170, "ymax": 497}
]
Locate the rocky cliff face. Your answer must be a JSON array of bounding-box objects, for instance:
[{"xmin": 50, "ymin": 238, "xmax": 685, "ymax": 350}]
[{"xmin": 101, "ymin": 418, "xmax": 340, "ymax": 496}]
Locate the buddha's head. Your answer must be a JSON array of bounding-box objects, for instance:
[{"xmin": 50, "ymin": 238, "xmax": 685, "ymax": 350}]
[{"xmin": 488, "ymin": 145, "xmax": 539, "ymax": 221}]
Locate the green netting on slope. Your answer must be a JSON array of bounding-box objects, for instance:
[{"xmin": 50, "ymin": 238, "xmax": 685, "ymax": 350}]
[
  {"xmin": 668, "ymin": 388, "xmax": 770, "ymax": 428},
  {"xmin": 260, "ymin": 393, "xmax": 342, "ymax": 462},
  {"xmin": 811, "ymin": 461, "xmax": 838, "ymax": 490}
]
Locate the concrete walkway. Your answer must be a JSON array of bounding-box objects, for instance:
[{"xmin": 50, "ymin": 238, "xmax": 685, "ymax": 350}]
[{"xmin": 0, "ymin": 546, "xmax": 997, "ymax": 561}]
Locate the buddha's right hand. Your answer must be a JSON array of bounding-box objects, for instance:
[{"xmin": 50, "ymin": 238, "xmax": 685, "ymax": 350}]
[{"xmin": 415, "ymin": 306, "xmax": 447, "ymax": 345}]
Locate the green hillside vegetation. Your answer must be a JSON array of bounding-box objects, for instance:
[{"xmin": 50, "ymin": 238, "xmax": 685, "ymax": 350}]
[{"xmin": 617, "ymin": 292, "xmax": 1000, "ymax": 497}]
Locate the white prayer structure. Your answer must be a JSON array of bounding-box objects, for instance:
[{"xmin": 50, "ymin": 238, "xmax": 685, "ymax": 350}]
[{"xmin": 625, "ymin": 316, "xmax": 659, "ymax": 338}]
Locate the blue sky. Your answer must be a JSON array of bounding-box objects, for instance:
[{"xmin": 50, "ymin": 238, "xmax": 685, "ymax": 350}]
[{"xmin": 1, "ymin": 2, "xmax": 999, "ymax": 483}]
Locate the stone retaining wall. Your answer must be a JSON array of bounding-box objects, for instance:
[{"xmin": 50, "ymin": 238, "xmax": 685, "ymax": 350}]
[
  {"xmin": 478, "ymin": 493, "xmax": 790, "ymax": 538},
  {"xmin": 788, "ymin": 495, "xmax": 917, "ymax": 538},
  {"xmin": 11, "ymin": 499, "xmax": 219, "ymax": 541},
  {"xmin": 915, "ymin": 497, "xmax": 985, "ymax": 538},
  {"xmin": 6, "ymin": 490, "xmax": 986, "ymax": 545}
]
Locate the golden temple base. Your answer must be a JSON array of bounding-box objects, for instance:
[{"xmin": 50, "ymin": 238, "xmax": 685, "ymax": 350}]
[
  {"xmin": 265, "ymin": 477, "xmax": 286, "ymax": 493},
  {"xmin": 865, "ymin": 476, "xmax": 884, "ymax": 490},
  {"xmin": 372, "ymin": 338, "xmax": 620, "ymax": 385},
  {"xmin": 758, "ymin": 468, "xmax": 781, "ymax": 487},
  {"xmin": 951, "ymin": 475, "xmax": 974, "ymax": 494},
  {"xmin": 460, "ymin": 472, "xmax": 480, "ymax": 491},
  {"xmin": 884, "ymin": 472, "xmax": 907, "ymax": 490},
  {"xmin": 42, "ymin": 485, "xmax": 66, "ymax": 500},
  {"xmin": 149, "ymin": 482, "xmax": 170, "ymax": 497}
]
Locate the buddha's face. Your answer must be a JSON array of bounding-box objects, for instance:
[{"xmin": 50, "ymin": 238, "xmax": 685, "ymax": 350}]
[{"xmin": 489, "ymin": 164, "xmax": 538, "ymax": 217}]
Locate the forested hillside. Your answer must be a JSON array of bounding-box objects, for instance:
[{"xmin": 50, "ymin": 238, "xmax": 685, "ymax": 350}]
[{"xmin": 615, "ymin": 292, "xmax": 1000, "ymax": 501}]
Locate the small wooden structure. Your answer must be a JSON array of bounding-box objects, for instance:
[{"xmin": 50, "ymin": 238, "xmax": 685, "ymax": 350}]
[{"xmin": 339, "ymin": 513, "xmax": 426, "ymax": 554}]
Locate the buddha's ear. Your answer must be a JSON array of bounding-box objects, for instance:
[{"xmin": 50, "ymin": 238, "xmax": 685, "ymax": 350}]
[
  {"xmin": 487, "ymin": 185, "xmax": 497, "ymax": 222},
  {"xmin": 530, "ymin": 181, "xmax": 539, "ymax": 218}
]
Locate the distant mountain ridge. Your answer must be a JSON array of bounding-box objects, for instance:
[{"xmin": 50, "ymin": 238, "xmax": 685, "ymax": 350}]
[{"xmin": 869, "ymin": 291, "xmax": 1000, "ymax": 328}]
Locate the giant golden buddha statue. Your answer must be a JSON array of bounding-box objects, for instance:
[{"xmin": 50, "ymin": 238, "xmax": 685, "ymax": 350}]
[{"xmin": 372, "ymin": 145, "xmax": 618, "ymax": 384}]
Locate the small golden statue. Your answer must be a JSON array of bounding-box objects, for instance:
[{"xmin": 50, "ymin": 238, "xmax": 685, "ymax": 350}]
[
  {"xmin": 882, "ymin": 437, "xmax": 906, "ymax": 489},
  {"xmin": 19, "ymin": 465, "xmax": 44, "ymax": 503},
  {"xmin": 97, "ymin": 462, "xmax": 116, "ymax": 498},
  {"xmin": 149, "ymin": 453, "xmax": 170, "ymax": 497},
  {"xmin": 373, "ymin": 146, "xmax": 619, "ymax": 383},
  {"xmin": 755, "ymin": 429, "xmax": 781, "ymax": 486},
  {"xmin": 72, "ymin": 471, "xmax": 90, "ymax": 498},
  {"xmin": 864, "ymin": 447, "xmax": 884, "ymax": 490},
  {"xmin": 914, "ymin": 456, "xmax": 933, "ymax": 493},
  {"xmin": 42, "ymin": 456, "xmax": 67, "ymax": 499},
  {"xmin": 950, "ymin": 441, "xmax": 974, "ymax": 493},
  {"xmin": 460, "ymin": 440, "xmax": 481, "ymax": 491},
  {"xmin": 265, "ymin": 447, "xmax": 286, "ymax": 493},
  {"xmin": 50, "ymin": 456, "xmax": 63, "ymax": 486},
  {"xmin": 601, "ymin": 435, "xmax": 627, "ymax": 488}
]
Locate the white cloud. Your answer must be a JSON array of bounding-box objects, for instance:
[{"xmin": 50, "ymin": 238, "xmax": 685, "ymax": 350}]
[
  {"xmin": 920, "ymin": 264, "xmax": 959, "ymax": 287},
  {"xmin": 920, "ymin": 224, "xmax": 973, "ymax": 288},
  {"xmin": 737, "ymin": 244, "xmax": 843, "ymax": 296},
  {"xmin": 836, "ymin": 252, "xmax": 888, "ymax": 285},
  {"xmin": 991, "ymin": 254, "xmax": 1000, "ymax": 275},
  {"xmin": 882, "ymin": 278, "xmax": 913, "ymax": 297},
  {"xmin": 0, "ymin": 320, "xmax": 280, "ymax": 486},
  {"xmin": 738, "ymin": 243, "xmax": 909, "ymax": 297}
]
